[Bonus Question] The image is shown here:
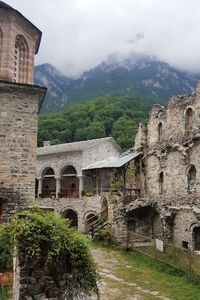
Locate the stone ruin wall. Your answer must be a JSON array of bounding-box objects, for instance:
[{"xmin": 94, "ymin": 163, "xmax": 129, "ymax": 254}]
[{"xmin": 112, "ymin": 81, "xmax": 200, "ymax": 249}]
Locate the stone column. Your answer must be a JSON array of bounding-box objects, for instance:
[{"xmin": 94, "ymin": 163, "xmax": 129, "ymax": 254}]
[
  {"xmin": 55, "ymin": 176, "xmax": 61, "ymax": 199},
  {"xmin": 77, "ymin": 175, "xmax": 84, "ymax": 199},
  {"xmin": 37, "ymin": 177, "xmax": 42, "ymax": 198}
]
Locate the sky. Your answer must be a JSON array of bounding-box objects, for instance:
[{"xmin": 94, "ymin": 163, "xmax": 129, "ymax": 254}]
[{"xmin": 5, "ymin": 0, "xmax": 200, "ymax": 78}]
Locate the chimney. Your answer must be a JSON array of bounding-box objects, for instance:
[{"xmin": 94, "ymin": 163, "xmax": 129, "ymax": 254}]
[{"xmin": 43, "ymin": 141, "xmax": 51, "ymax": 147}]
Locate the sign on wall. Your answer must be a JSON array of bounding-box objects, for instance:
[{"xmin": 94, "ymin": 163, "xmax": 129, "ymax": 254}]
[{"xmin": 155, "ymin": 239, "xmax": 164, "ymax": 252}]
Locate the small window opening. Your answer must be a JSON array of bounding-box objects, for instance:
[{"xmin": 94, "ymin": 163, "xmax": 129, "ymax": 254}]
[
  {"xmin": 182, "ymin": 241, "xmax": 189, "ymax": 249},
  {"xmin": 159, "ymin": 171, "xmax": 164, "ymax": 195},
  {"xmin": 158, "ymin": 122, "xmax": 163, "ymax": 142},
  {"xmin": 185, "ymin": 108, "xmax": 193, "ymax": 131},
  {"xmin": 188, "ymin": 165, "xmax": 196, "ymax": 192}
]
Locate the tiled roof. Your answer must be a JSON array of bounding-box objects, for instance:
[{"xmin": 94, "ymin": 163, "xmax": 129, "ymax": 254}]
[{"xmin": 37, "ymin": 137, "xmax": 121, "ymax": 156}]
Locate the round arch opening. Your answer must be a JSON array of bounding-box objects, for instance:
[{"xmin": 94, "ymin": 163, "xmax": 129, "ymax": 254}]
[
  {"xmin": 63, "ymin": 209, "xmax": 78, "ymax": 228},
  {"xmin": 84, "ymin": 212, "xmax": 98, "ymax": 234},
  {"xmin": 42, "ymin": 167, "xmax": 56, "ymax": 198},
  {"xmin": 60, "ymin": 165, "xmax": 79, "ymax": 198},
  {"xmin": 193, "ymin": 226, "xmax": 200, "ymax": 250}
]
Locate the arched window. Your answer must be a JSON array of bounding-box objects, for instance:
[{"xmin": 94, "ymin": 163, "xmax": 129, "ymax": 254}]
[
  {"xmin": 159, "ymin": 171, "xmax": 164, "ymax": 195},
  {"xmin": 185, "ymin": 107, "xmax": 193, "ymax": 131},
  {"xmin": 41, "ymin": 167, "xmax": 56, "ymax": 198},
  {"xmin": 158, "ymin": 122, "xmax": 163, "ymax": 142},
  {"xmin": 60, "ymin": 165, "xmax": 79, "ymax": 198},
  {"xmin": 188, "ymin": 165, "xmax": 196, "ymax": 192},
  {"xmin": 14, "ymin": 35, "xmax": 29, "ymax": 83},
  {"xmin": 63, "ymin": 209, "xmax": 78, "ymax": 228}
]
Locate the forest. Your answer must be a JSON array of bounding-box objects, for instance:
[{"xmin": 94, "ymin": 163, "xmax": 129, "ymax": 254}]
[{"xmin": 38, "ymin": 93, "xmax": 160, "ymax": 149}]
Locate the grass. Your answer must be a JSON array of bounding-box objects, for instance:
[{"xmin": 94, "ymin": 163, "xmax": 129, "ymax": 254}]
[
  {"xmin": 0, "ymin": 286, "xmax": 12, "ymax": 300},
  {"xmin": 122, "ymin": 250, "xmax": 200, "ymax": 300},
  {"xmin": 91, "ymin": 241, "xmax": 200, "ymax": 300}
]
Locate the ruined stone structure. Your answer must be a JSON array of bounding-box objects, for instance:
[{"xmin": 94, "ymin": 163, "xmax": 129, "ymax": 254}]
[
  {"xmin": 36, "ymin": 137, "xmax": 122, "ymax": 232},
  {"xmin": 113, "ymin": 81, "xmax": 200, "ymax": 251},
  {"xmin": 0, "ymin": 2, "xmax": 46, "ymax": 221}
]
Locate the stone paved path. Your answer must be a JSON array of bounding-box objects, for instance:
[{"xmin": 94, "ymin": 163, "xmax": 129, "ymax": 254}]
[{"xmin": 91, "ymin": 248, "xmax": 170, "ymax": 300}]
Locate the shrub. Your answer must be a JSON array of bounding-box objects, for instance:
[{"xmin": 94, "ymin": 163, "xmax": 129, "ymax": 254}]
[
  {"xmin": 97, "ymin": 225, "xmax": 113, "ymax": 245},
  {"xmin": 0, "ymin": 207, "xmax": 99, "ymax": 299}
]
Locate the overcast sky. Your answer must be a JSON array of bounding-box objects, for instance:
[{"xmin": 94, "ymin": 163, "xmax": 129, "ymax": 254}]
[{"xmin": 5, "ymin": 0, "xmax": 200, "ymax": 77}]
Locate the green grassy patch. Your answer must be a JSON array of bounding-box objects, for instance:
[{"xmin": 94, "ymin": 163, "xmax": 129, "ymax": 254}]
[
  {"xmin": 122, "ymin": 250, "xmax": 200, "ymax": 300},
  {"xmin": 91, "ymin": 242, "xmax": 200, "ymax": 300}
]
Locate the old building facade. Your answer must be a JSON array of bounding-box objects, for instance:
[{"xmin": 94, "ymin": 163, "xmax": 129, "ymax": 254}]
[
  {"xmin": 0, "ymin": 1, "xmax": 46, "ymax": 221},
  {"xmin": 36, "ymin": 137, "xmax": 122, "ymax": 232},
  {"xmin": 113, "ymin": 81, "xmax": 200, "ymax": 251}
]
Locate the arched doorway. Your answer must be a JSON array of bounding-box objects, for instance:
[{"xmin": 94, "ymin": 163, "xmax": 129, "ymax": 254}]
[
  {"xmin": 193, "ymin": 226, "xmax": 200, "ymax": 250},
  {"xmin": 85, "ymin": 212, "xmax": 98, "ymax": 233},
  {"xmin": 42, "ymin": 167, "xmax": 56, "ymax": 198},
  {"xmin": 63, "ymin": 209, "xmax": 78, "ymax": 228},
  {"xmin": 127, "ymin": 206, "xmax": 162, "ymax": 242},
  {"xmin": 60, "ymin": 166, "xmax": 79, "ymax": 198}
]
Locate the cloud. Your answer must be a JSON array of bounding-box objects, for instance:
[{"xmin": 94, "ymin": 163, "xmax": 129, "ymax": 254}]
[{"xmin": 5, "ymin": 0, "xmax": 200, "ymax": 77}]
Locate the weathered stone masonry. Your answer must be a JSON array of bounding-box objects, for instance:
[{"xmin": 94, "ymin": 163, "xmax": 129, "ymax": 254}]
[
  {"xmin": 112, "ymin": 81, "xmax": 200, "ymax": 251},
  {"xmin": 0, "ymin": 2, "xmax": 46, "ymax": 221},
  {"xmin": 0, "ymin": 82, "xmax": 46, "ymax": 220}
]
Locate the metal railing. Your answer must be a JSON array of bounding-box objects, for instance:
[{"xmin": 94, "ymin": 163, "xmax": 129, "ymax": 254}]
[
  {"xmin": 85, "ymin": 209, "xmax": 109, "ymax": 238},
  {"xmin": 41, "ymin": 188, "xmax": 79, "ymax": 199},
  {"xmin": 126, "ymin": 231, "xmax": 200, "ymax": 278},
  {"xmin": 60, "ymin": 188, "xmax": 79, "ymax": 198},
  {"xmin": 41, "ymin": 189, "xmax": 56, "ymax": 198}
]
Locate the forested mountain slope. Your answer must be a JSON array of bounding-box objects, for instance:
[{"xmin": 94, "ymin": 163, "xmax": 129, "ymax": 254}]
[{"xmin": 38, "ymin": 93, "xmax": 156, "ymax": 149}]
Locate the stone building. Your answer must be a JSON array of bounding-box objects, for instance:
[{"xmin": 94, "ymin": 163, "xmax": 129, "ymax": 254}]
[
  {"xmin": 0, "ymin": 1, "xmax": 46, "ymax": 221},
  {"xmin": 36, "ymin": 137, "xmax": 123, "ymax": 232},
  {"xmin": 113, "ymin": 81, "xmax": 200, "ymax": 251}
]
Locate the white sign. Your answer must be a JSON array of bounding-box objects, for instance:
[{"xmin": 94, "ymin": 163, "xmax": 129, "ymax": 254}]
[{"xmin": 155, "ymin": 239, "xmax": 164, "ymax": 252}]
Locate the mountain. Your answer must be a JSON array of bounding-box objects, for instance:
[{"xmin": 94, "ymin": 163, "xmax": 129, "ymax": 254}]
[
  {"xmin": 38, "ymin": 93, "xmax": 156, "ymax": 149},
  {"xmin": 34, "ymin": 55, "xmax": 199, "ymax": 113}
]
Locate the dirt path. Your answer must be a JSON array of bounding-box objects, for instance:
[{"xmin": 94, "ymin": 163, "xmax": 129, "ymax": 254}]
[{"xmin": 91, "ymin": 247, "xmax": 170, "ymax": 300}]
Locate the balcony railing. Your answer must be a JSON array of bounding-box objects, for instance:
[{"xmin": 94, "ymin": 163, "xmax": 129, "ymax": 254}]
[
  {"xmin": 41, "ymin": 188, "xmax": 79, "ymax": 198},
  {"xmin": 42, "ymin": 189, "xmax": 56, "ymax": 198},
  {"xmin": 60, "ymin": 188, "xmax": 79, "ymax": 198}
]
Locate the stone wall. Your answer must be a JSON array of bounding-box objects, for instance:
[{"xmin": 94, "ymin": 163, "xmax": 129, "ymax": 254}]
[
  {"xmin": 0, "ymin": 82, "xmax": 46, "ymax": 220},
  {"xmin": 36, "ymin": 194, "xmax": 109, "ymax": 233},
  {"xmin": 112, "ymin": 81, "xmax": 200, "ymax": 250},
  {"xmin": 13, "ymin": 251, "xmax": 67, "ymax": 300}
]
